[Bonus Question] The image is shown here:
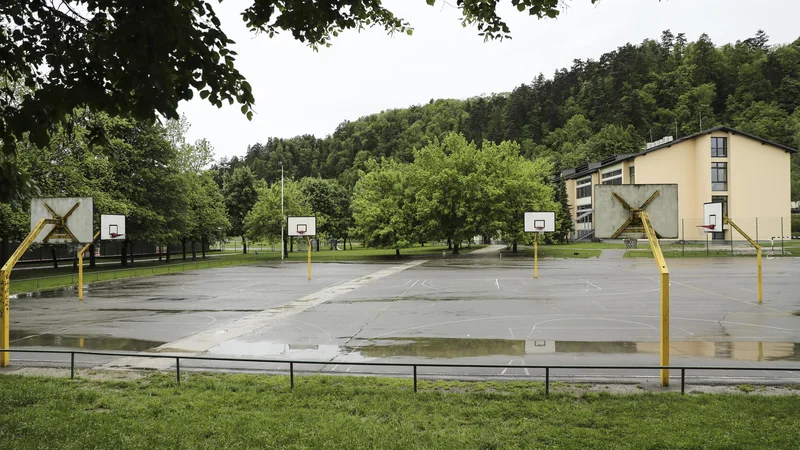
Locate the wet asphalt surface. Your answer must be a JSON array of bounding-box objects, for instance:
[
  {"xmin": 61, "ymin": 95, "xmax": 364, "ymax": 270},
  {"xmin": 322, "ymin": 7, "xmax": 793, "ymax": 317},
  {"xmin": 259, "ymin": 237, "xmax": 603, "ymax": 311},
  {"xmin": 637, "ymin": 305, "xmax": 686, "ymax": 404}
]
[{"xmin": 5, "ymin": 254, "xmax": 800, "ymax": 386}]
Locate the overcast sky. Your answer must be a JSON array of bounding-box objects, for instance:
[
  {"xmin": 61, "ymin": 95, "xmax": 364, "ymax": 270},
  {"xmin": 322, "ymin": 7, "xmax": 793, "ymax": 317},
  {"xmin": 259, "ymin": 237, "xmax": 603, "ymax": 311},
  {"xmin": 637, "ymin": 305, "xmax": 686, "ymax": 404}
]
[{"xmin": 179, "ymin": 0, "xmax": 799, "ymax": 160}]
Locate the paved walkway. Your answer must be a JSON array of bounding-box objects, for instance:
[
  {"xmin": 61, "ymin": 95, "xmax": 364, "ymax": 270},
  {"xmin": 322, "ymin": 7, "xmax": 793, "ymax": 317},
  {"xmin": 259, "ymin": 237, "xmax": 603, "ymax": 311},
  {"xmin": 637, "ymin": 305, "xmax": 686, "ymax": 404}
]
[
  {"xmin": 598, "ymin": 249, "xmax": 626, "ymax": 260},
  {"xmin": 468, "ymin": 244, "xmax": 505, "ymax": 255}
]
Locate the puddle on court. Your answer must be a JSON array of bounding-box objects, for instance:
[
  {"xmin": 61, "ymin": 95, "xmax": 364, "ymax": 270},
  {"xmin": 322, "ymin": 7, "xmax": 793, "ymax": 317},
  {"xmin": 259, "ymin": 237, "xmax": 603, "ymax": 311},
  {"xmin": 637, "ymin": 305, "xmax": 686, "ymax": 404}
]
[
  {"xmin": 10, "ymin": 330, "xmax": 165, "ymax": 351},
  {"xmin": 207, "ymin": 337, "xmax": 800, "ymax": 362}
]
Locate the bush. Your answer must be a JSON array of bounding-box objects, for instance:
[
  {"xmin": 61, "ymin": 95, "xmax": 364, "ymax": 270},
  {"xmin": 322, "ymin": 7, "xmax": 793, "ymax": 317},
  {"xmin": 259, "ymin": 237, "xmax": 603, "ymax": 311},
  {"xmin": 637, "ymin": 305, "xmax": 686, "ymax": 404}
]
[{"xmin": 792, "ymin": 215, "xmax": 800, "ymax": 236}]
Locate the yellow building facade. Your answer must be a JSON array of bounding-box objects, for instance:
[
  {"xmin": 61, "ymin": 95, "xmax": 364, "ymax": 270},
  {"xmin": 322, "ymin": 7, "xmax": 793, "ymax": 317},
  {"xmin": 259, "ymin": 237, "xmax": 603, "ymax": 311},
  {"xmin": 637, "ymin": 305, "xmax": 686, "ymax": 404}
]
[{"xmin": 562, "ymin": 126, "xmax": 795, "ymax": 241}]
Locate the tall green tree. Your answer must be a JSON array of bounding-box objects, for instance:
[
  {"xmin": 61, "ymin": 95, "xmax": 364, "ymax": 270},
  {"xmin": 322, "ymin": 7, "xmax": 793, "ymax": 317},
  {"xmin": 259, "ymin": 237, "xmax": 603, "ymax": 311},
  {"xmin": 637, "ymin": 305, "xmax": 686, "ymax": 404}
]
[
  {"xmin": 222, "ymin": 167, "xmax": 258, "ymax": 254},
  {"xmin": 245, "ymin": 179, "xmax": 311, "ymax": 257}
]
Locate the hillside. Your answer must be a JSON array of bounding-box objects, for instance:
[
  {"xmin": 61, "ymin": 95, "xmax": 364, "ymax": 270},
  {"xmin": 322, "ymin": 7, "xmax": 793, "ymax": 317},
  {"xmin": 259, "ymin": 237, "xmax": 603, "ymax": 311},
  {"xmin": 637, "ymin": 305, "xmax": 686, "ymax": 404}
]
[{"xmin": 213, "ymin": 30, "xmax": 800, "ymax": 198}]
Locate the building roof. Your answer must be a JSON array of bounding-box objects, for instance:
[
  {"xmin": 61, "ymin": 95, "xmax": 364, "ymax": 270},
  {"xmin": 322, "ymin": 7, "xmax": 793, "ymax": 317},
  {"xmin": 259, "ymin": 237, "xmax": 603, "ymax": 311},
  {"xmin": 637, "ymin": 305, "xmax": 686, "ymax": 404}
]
[{"xmin": 559, "ymin": 125, "xmax": 797, "ymax": 180}]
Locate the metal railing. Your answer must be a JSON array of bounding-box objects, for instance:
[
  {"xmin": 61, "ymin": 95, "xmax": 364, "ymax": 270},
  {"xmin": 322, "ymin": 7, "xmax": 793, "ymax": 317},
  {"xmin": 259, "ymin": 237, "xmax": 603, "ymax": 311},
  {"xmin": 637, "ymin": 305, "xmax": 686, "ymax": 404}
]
[{"xmin": 2, "ymin": 349, "xmax": 798, "ymax": 395}]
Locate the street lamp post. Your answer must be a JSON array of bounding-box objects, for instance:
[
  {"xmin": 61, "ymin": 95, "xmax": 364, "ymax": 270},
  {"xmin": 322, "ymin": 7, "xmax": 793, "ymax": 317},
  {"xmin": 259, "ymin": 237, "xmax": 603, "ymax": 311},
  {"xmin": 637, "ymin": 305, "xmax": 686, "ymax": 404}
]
[{"xmin": 280, "ymin": 162, "xmax": 284, "ymax": 261}]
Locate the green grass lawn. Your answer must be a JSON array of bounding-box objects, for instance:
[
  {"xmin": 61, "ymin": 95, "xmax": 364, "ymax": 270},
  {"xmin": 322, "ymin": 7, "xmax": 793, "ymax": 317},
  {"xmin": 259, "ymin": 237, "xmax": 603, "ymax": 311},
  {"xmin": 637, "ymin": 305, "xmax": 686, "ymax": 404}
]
[{"xmin": 1, "ymin": 373, "xmax": 798, "ymax": 449}]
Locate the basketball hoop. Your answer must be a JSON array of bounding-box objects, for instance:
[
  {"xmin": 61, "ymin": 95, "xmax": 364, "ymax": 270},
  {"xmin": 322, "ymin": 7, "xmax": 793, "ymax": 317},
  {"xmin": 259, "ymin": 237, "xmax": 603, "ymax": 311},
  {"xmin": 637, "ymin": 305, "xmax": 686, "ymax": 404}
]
[
  {"xmin": 696, "ymin": 225, "xmax": 715, "ymax": 232},
  {"xmin": 110, "ymin": 233, "xmax": 125, "ymax": 239},
  {"xmin": 534, "ymin": 226, "xmax": 545, "ymax": 232},
  {"xmin": 296, "ymin": 230, "xmax": 306, "ymax": 236}
]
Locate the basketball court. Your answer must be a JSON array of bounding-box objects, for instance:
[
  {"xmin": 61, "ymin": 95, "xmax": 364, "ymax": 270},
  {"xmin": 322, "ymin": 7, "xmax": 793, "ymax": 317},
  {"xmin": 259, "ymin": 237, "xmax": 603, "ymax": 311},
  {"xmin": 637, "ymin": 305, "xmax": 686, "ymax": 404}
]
[{"xmin": 5, "ymin": 254, "xmax": 800, "ymax": 385}]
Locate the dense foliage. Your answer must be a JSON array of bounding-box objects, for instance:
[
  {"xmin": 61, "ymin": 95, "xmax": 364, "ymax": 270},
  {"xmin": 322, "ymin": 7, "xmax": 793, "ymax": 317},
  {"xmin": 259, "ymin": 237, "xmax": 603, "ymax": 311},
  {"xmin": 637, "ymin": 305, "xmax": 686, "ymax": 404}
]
[{"xmin": 219, "ymin": 31, "xmax": 800, "ymax": 198}]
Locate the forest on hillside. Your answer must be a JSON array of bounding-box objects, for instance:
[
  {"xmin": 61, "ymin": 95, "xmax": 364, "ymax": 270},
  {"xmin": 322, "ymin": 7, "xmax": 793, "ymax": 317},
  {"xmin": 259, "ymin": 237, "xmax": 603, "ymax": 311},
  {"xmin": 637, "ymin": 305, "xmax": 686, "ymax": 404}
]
[{"xmin": 213, "ymin": 30, "xmax": 800, "ymax": 199}]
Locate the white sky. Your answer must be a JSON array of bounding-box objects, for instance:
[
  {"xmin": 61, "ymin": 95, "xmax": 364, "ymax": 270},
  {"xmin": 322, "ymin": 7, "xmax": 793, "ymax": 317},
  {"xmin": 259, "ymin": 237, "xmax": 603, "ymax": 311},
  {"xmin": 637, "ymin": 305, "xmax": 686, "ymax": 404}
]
[{"xmin": 180, "ymin": 0, "xmax": 799, "ymax": 160}]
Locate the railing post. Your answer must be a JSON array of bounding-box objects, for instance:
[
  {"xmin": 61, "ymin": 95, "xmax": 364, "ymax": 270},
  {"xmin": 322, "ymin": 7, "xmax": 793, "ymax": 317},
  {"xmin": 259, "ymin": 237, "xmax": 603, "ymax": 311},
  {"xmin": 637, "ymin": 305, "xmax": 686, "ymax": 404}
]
[
  {"xmin": 70, "ymin": 352, "xmax": 75, "ymax": 379},
  {"xmin": 545, "ymin": 367, "xmax": 550, "ymax": 396},
  {"xmin": 413, "ymin": 365, "xmax": 417, "ymax": 393},
  {"xmin": 290, "ymin": 362, "xmax": 294, "ymax": 390},
  {"xmin": 681, "ymin": 368, "xmax": 685, "ymax": 395},
  {"xmin": 176, "ymin": 357, "xmax": 180, "ymax": 385}
]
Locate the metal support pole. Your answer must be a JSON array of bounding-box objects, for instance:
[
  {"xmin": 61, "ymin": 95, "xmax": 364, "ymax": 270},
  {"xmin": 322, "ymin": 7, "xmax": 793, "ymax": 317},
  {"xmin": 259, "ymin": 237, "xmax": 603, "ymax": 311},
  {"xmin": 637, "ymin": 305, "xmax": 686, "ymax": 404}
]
[
  {"xmin": 706, "ymin": 233, "xmax": 709, "ymax": 257},
  {"xmin": 71, "ymin": 352, "xmax": 75, "ymax": 379},
  {"xmin": 681, "ymin": 219, "xmax": 685, "ymax": 257},
  {"xmin": 781, "ymin": 217, "xmax": 784, "ymax": 256},
  {"xmin": 534, "ymin": 233, "xmax": 539, "ymax": 279},
  {"xmin": 545, "ymin": 367, "xmax": 550, "ymax": 395},
  {"xmin": 757, "ymin": 247, "xmax": 763, "ymax": 304},
  {"xmin": 307, "ymin": 236, "xmax": 311, "ymax": 280},
  {"xmin": 77, "ymin": 232, "xmax": 99, "ymax": 301},
  {"xmin": 1, "ymin": 219, "xmax": 48, "ymax": 367},
  {"xmin": 176, "ymin": 357, "xmax": 180, "ymax": 385},
  {"xmin": 413, "ymin": 365, "xmax": 417, "ymax": 392},
  {"xmin": 725, "ymin": 216, "xmax": 762, "ymax": 304},
  {"xmin": 641, "ymin": 212, "xmax": 670, "ymax": 387},
  {"xmin": 680, "ymin": 368, "xmax": 685, "ymax": 395},
  {"xmin": 290, "ymin": 362, "xmax": 294, "ymax": 390}
]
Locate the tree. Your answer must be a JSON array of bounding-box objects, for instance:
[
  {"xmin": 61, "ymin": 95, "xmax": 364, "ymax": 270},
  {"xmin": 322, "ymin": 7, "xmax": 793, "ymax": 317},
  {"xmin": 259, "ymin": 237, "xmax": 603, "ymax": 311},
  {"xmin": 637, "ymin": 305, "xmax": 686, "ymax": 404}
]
[
  {"xmin": 222, "ymin": 167, "xmax": 258, "ymax": 254},
  {"xmin": 188, "ymin": 173, "xmax": 231, "ymax": 258},
  {"xmin": 352, "ymin": 159, "xmax": 416, "ymax": 257},
  {"xmin": 245, "ymin": 179, "xmax": 310, "ymax": 257},
  {"xmin": 553, "ymin": 180, "xmax": 573, "ymax": 244},
  {"xmin": 300, "ymin": 178, "xmax": 352, "ymax": 250},
  {"xmin": 0, "ymin": 0, "xmax": 593, "ymax": 184}
]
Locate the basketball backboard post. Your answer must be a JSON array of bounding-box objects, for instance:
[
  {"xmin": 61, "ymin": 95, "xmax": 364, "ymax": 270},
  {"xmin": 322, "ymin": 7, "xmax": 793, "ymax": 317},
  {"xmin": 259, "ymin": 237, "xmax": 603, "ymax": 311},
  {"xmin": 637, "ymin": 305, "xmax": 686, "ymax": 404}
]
[
  {"xmin": 77, "ymin": 231, "xmax": 101, "ymax": 301},
  {"xmin": 595, "ymin": 185, "xmax": 677, "ymax": 387},
  {"xmin": 723, "ymin": 215, "xmax": 762, "ymax": 304},
  {"xmin": 524, "ymin": 212, "xmax": 555, "ymax": 279},
  {"xmin": 288, "ymin": 216, "xmax": 316, "ymax": 280},
  {"xmin": 2, "ymin": 198, "xmax": 94, "ymax": 366}
]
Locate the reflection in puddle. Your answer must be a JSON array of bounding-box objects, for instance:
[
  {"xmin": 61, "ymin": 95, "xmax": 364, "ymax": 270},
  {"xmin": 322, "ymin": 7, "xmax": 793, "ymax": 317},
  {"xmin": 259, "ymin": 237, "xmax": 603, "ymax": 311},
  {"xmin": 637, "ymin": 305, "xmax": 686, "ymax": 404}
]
[
  {"xmin": 10, "ymin": 330, "xmax": 165, "ymax": 352},
  {"xmin": 207, "ymin": 337, "xmax": 800, "ymax": 363}
]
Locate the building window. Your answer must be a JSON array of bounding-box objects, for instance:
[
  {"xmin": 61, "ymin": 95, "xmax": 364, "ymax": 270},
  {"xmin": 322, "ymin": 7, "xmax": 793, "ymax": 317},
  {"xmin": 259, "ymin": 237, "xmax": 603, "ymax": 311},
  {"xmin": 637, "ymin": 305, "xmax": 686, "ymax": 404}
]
[
  {"xmin": 711, "ymin": 137, "xmax": 727, "ymax": 157},
  {"xmin": 577, "ymin": 204, "xmax": 592, "ymax": 224},
  {"xmin": 576, "ymin": 177, "xmax": 592, "ymax": 199},
  {"xmin": 711, "ymin": 195, "xmax": 727, "ymax": 240},
  {"xmin": 711, "ymin": 162, "xmax": 727, "ymax": 191},
  {"xmin": 629, "ymin": 166, "xmax": 635, "ymax": 184},
  {"xmin": 601, "ymin": 168, "xmax": 622, "ymax": 185}
]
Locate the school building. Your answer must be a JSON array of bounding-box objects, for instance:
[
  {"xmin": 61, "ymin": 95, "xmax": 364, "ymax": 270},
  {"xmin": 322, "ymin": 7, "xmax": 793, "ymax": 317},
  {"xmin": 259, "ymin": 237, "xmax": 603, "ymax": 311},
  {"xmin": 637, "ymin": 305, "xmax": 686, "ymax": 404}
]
[{"xmin": 560, "ymin": 126, "xmax": 796, "ymax": 242}]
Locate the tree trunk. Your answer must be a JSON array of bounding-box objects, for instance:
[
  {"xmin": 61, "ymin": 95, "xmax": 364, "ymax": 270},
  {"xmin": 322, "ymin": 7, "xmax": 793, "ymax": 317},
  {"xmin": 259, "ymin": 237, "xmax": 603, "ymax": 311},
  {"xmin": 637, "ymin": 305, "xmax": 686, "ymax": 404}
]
[
  {"xmin": 130, "ymin": 246, "xmax": 134, "ymax": 265},
  {"xmin": 395, "ymin": 248, "xmax": 400, "ymax": 258},
  {"xmin": 50, "ymin": 247, "xmax": 59, "ymax": 269},
  {"xmin": 1, "ymin": 235, "xmax": 9, "ymax": 267},
  {"xmin": 290, "ymin": 237, "xmax": 294, "ymax": 253},
  {"xmin": 452, "ymin": 243, "xmax": 459, "ymax": 255},
  {"xmin": 158, "ymin": 246, "xmax": 162, "ymax": 261},
  {"xmin": 72, "ymin": 252, "xmax": 78, "ymax": 272},
  {"xmin": 182, "ymin": 237, "xmax": 187, "ymax": 261},
  {"xmin": 316, "ymin": 238, "xmax": 320, "ymax": 252},
  {"xmin": 191, "ymin": 240, "xmax": 197, "ymax": 261},
  {"xmin": 447, "ymin": 238, "xmax": 452, "ymax": 249},
  {"xmin": 89, "ymin": 244, "xmax": 96, "ymax": 268},
  {"xmin": 121, "ymin": 240, "xmax": 128, "ymax": 267},
  {"xmin": 349, "ymin": 239, "xmax": 352, "ymax": 250},
  {"xmin": 283, "ymin": 234, "xmax": 288, "ymax": 258},
  {"xmin": 201, "ymin": 237, "xmax": 207, "ymax": 258},
  {"xmin": 512, "ymin": 242, "xmax": 518, "ymax": 253},
  {"xmin": 166, "ymin": 244, "xmax": 171, "ymax": 263},
  {"xmin": 242, "ymin": 236, "xmax": 247, "ymax": 254}
]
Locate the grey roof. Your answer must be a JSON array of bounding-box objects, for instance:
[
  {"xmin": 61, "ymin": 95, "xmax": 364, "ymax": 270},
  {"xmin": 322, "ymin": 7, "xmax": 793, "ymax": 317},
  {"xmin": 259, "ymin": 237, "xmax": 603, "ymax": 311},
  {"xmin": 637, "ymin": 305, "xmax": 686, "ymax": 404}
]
[{"xmin": 559, "ymin": 126, "xmax": 797, "ymax": 181}]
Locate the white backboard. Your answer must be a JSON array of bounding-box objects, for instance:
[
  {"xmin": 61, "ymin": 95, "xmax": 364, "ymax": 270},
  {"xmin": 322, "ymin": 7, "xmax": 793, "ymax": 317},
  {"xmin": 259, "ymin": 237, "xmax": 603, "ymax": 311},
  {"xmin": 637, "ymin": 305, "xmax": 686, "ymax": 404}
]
[
  {"xmin": 288, "ymin": 216, "xmax": 316, "ymax": 236},
  {"xmin": 30, "ymin": 197, "xmax": 94, "ymax": 244},
  {"xmin": 703, "ymin": 202, "xmax": 723, "ymax": 233},
  {"xmin": 594, "ymin": 184, "xmax": 679, "ymax": 239},
  {"xmin": 524, "ymin": 212, "xmax": 556, "ymax": 233},
  {"xmin": 101, "ymin": 215, "xmax": 126, "ymax": 240}
]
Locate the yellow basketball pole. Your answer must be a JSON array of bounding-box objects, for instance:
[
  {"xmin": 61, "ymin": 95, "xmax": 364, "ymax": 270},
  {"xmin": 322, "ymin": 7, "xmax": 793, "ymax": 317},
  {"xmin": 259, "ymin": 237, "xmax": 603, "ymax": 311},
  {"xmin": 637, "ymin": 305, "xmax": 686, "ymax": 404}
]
[
  {"xmin": 1, "ymin": 219, "xmax": 49, "ymax": 366},
  {"xmin": 77, "ymin": 231, "xmax": 100, "ymax": 301},
  {"xmin": 724, "ymin": 216, "xmax": 762, "ymax": 303},
  {"xmin": 640, "ymin": 211, "xmax": 670, "ymax": 386},
  {"xmin": 306, "ymin": 236, "xmax": 312, "ymax": 280},
  {"xmin": 534, "ymin": 233, "xmax": 539, "ymax": 279}
]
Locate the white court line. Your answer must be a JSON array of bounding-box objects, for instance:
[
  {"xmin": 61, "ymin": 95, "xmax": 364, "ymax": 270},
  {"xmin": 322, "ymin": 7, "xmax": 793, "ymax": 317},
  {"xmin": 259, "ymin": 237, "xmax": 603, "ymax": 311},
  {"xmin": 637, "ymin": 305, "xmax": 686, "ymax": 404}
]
[
  {"xmin": 500, "ymin": 359, "xmax": 513, "ymax": 375},
  {"xmin": 330, "ymin": 364, "xmax": 339, "ymax": 372},
  {"xmin": 590, "ymin": 299, "xmax": 607, "ymax": 311},
  {"xmin": 409, "ymin": 279, "xmax": 420, "ymax": 289},
  {"xmin": 495, "ymin": 279, "xmax": 501, "ymax": 290},
  {"xmin": 520, "ymin": 358, "xmax": 530, "ymax": 376},
  {"xmin": 737, "ymin": 287, "xmax": 757, "ymax": 294},
  {"xmin": 526, "ymin": 317, "xmax": 658, "ymax": 338},
  {"xmin": 508, "ymin": 327, "xmax": 515, "ymax": 339},
  {"xmin": 670, "ymin": 279, "xmax": 789, "ymax": 315},
  {"xmin": 581, "ymin": 279, "xmax": 602, "ymax": 290}
]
